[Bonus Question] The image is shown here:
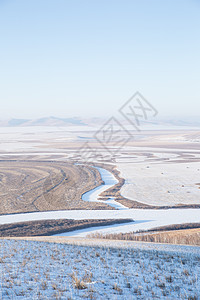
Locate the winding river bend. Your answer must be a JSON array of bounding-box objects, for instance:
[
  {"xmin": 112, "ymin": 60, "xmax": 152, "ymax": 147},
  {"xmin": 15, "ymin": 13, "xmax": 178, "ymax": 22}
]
[
  {"xmin": 0, "ymin": 166, "xmax": 199, "ymax": 236},
  {"xmin": 82, "ymin": 167, "xmax": 128, "ymax": 210}
]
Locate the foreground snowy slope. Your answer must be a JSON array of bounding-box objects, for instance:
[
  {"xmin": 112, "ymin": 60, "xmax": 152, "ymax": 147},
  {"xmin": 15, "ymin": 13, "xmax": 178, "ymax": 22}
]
[{"xmin": 0, "ymin": 239, "xmax": 199, "ymax": 299}]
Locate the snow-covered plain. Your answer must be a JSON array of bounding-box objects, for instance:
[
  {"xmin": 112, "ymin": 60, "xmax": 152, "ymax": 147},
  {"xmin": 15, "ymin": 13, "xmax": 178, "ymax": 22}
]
[
  {"xmin": 119, "ymin": 159, "xmax": 200, "ymax": 206},
  {"xmin": 0, "ymin": 238, "xmax": 199, "ymax": 299}
]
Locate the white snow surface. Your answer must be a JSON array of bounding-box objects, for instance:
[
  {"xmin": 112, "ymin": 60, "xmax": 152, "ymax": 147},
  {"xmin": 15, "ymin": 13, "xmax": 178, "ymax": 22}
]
[{"xmin": 0, "ymin": 238, "xmax": 199, "ymax": 299}]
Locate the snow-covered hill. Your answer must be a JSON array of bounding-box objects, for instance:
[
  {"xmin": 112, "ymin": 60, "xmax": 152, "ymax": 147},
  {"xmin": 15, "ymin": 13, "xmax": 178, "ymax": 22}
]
[{"xmin": 0, "ymin": 238, "xmax": 199, "ymax": 299}]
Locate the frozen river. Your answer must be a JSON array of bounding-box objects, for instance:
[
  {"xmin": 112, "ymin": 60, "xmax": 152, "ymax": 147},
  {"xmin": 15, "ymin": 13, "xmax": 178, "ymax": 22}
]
[{"xmin": 0, "ymin": 166, "xmax": 199, "ymax": 236}]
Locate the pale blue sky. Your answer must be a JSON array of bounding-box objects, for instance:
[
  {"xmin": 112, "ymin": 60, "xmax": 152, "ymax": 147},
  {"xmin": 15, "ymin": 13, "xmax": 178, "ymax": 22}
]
[{"xmin": 0, "ymin": 0, "xmax": 199, "ymax": 119}]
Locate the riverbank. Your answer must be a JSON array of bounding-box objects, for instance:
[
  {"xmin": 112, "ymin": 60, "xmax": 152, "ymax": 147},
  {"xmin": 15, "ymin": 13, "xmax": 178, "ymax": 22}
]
[
  {"xmin": 0, "ymin": 219, "xmax": 133, "ymax": 237},
  {"xmin": 93, "ymin": 162, "xmax": 200, "ymax": 210},
  {"xmin": 1, "ymin": 208, "xmax": 200, "ymax": 236}
]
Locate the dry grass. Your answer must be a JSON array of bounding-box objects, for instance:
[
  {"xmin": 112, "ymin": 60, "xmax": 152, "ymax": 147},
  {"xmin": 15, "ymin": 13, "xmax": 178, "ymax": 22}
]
[
  {"xmin": 0, "ymin": 160, "xmax": 113, "ymax": 214},
  {"xmin": 88, "ymin": 228, "xmax": 200, "ymax": 246},
  {"xmin": 0, "ymin": 218, "xmax": 133, "ymax": 237},
  {"xmin": 1, "ymin": 237, "xmax": 199, "ymax": 299}
]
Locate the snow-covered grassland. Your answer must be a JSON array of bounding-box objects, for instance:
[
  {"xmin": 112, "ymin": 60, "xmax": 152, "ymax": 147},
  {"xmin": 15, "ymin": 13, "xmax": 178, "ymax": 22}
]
[{"xmin": 0, "ymin": 239, "xmax": 199, "ymax": 299}]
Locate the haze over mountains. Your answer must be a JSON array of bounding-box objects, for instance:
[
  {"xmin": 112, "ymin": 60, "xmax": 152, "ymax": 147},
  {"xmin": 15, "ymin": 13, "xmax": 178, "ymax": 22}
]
[
  {"xmin": 0, "ymin": 116, "xmax": 199, "ymax": 128},
  {"xmin": 0, "ymin": 117, "xmax": 87, "ymax": 127}
]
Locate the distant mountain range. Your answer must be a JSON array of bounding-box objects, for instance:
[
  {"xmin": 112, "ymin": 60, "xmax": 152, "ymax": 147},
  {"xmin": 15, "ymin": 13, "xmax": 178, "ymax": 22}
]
[
  {"xmin": 0, "ymin": 116, "xmax": 199, "ymax": 128},
  {"xmin": 0, "ymin": 117, "xmax": 87, "ymax": 127}
]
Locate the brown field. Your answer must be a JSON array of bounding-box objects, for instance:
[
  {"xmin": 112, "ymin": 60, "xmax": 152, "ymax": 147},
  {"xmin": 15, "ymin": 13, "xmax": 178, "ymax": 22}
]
[
  {"xmin": 0, "ymin": 160, "xmax": 116, "ymax": 215},
  {"xmin": 0, "ymin": 158, "xmax": 152, "ymax": 215},
  {"xmin": 0, "ymin": 218, "xmax": 133, "ymax": 237}
]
